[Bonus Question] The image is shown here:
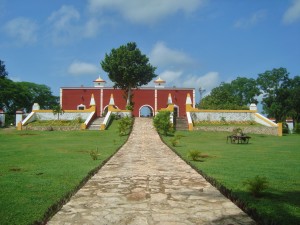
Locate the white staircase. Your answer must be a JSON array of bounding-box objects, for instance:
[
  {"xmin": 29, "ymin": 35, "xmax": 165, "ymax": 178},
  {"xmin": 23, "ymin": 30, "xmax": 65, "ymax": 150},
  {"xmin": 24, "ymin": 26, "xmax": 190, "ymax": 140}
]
[{"xmin": 88, "ymin": 117, "xmax": 104, "ymax": 130}]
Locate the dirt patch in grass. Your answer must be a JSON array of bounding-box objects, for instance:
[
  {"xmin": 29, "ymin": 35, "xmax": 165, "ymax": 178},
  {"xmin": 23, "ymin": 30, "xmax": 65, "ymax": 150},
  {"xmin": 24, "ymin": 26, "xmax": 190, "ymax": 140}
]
[
  {"xmin": 18, "ymin": 133, "xmax": 38, "ymax": 136},
  {"xmin": 9, "ymin": 167, "xmax": 22, "ymax": 172}
]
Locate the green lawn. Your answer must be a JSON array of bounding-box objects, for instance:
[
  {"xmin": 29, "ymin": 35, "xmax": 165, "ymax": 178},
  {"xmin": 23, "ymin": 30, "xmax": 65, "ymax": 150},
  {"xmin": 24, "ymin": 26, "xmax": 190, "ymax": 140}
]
[
  {"xmin": 162, "ymin": 131, "xmax": 300, "ymax": 225},
  {"xmin": 0, "ymin": 121, "xmax": 128, "ymax": 225}
]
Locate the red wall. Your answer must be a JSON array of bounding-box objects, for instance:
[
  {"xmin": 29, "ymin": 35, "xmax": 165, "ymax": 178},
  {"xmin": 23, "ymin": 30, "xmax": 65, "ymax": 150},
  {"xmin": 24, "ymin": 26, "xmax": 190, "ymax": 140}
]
[
  {"xmin": 132, "ymin": 89, "xmax": 155, "ymax": 116},
  {"xmin": 61, "ymin": 87, "xmax": 193, "ymax": 117}
]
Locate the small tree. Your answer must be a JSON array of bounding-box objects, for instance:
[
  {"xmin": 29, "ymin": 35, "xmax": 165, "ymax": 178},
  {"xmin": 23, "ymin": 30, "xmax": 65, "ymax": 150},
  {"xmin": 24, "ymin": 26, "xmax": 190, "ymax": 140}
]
[
  {"xmin": 52, "ymin": 105, "xmax": 64, "ymax": 120},
  {"xmin": 153, "ymin": 111, "xmax": 174, "ymax": 136}
]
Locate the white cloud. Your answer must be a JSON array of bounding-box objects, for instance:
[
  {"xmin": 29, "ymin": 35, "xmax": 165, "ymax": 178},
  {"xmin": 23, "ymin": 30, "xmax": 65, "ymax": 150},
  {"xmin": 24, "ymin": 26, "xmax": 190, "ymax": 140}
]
[
  {"xmin": 234, "ymin": 10, "xmax": 266, "ymax": 28},
  {"xmin": 48, "ymin": 5, "xmax": 80, "ymax": 30},
  {"xmin": 182, "ymin": 71, "xmax": 220, "ymax": 91},
  {"xmin": 157, "ymin": 70, "xmax": 220, "ymax": 92},
  {"xmin": 283, "ymin": 0, "xmax": 300, "ymax": 24},
  {"xmin": 88, "ymin": 0, "xmax": 205, "ymax": 24},
  {"xmin": 150, "ymin": 42, "xmax": 195, "ymax": 69},
  {"xmin": 83, "ymin": 18, "xmax": 101, "ymax": 38},
  {"xmin": 48, "ymin": 5, "xmax": 81, "ymax": 44},
  {"xmin": 159, "ymin": 70, "xmax": 183, "ymax": 82},
  {"xmin": 47, "ymin": 5, "xmax": 104, "ymax": 43},
  {"xmin": 68, "ymin": 61, "xmax": 99, "ymax": 76},
  {"xmin": 4, "ymin": 17, "xmax": 38, "ymax": 44}
]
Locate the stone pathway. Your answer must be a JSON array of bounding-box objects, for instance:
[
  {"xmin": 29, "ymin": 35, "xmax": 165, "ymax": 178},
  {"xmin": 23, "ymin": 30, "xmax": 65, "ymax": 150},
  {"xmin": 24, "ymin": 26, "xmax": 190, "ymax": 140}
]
[{"xmin": 48, "ymin": 118, "xmax": 256, "ymax": 225}]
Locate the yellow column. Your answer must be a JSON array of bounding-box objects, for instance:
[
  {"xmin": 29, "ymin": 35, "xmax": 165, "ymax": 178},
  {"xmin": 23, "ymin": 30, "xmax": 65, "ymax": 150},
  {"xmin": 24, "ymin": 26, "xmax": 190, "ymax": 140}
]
[
  {"xmin": 17, "ymin": 122, "xmax": 22, "ymax": 131},
  {"xmin": 278, "ymin": 123, "xmax": 283, "ymax": 136}
]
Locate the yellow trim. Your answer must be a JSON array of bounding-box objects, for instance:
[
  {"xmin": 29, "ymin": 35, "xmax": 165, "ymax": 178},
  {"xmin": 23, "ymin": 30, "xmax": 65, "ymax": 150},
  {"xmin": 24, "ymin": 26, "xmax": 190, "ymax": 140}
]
[
  {"xmin": 100, "ymin": 124, "xmax": 106, "ymax": 130},
  {"xmin": 186, "ymin": 104, "xmax": 194, "ymax": 112},
  {"xmin": 159, "ymin": 104, "xmax": 174, "ymax": 112},
  {"xmin": 17, "ymin": 122, "xmax": 22, "ymax": 130},
  {"xmin": 32, "ymin": 109, "xmax": 53, "ymax": 113},
  {"xmin": 108, "ymin": 105, "xmax": 131, "ymax": 113},
  {"xmin": 277, "ymin": 122, "xmax": 283, "ymax": 136},
  {"xmin": 255, "ymin": 113, "xmax": 277, "ymax": 127},
  {"xmin": 80, "ymin": 123, "xmax": 86, "ymax": 130},
  {"xmin": 188, "ymin": 123, "xmax": 193, "ymax": 131}
]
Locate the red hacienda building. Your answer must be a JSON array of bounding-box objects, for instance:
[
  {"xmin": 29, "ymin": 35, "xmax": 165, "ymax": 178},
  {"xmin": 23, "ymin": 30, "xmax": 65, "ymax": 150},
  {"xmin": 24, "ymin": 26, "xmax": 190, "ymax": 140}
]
[{"xmin": 60, "ymin": 77, "xmax": 195, "ymax": 118}]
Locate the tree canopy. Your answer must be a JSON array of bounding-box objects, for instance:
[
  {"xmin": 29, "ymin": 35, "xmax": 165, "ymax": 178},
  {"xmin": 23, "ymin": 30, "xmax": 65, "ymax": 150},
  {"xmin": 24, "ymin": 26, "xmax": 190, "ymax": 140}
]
[
  {"xmin": 198, "ymin": 77, "xmax": 259, "ymax": 110},
  {"xmin": 257, "ymin": 67, "xmax": 291, "ymax": 122},
  {"xmin": 198, "ymin": 67, "xmax": 299, "ymax": 124},
  {"xmin": 101, "ymin": 42, "xmax": 157, "ymax": 107}
]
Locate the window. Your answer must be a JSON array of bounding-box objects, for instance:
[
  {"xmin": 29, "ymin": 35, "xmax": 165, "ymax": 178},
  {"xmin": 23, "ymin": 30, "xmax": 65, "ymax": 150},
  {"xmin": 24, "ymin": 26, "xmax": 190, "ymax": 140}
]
[{"xmin": 77, "ymin": 104, "xmax": 86, "ymax": 110}]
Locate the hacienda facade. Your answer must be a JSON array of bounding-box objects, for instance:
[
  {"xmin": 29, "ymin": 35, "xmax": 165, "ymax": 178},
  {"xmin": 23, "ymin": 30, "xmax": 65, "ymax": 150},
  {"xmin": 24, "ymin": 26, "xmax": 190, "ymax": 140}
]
[{"xmin": 60, "ymin": 77, "xmax": 195, "ymax": 118}]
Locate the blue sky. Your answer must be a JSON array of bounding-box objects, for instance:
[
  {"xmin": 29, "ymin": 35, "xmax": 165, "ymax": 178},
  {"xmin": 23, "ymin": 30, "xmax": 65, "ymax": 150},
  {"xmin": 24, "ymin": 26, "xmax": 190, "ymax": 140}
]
[{"xmin": 1, "ymin": 0, "xmax": 300, "ymax": 103}]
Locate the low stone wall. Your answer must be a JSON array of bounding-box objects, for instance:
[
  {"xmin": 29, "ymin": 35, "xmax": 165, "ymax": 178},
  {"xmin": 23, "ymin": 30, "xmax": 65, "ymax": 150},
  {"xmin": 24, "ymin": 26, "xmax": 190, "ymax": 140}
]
[
  {"xmin": 191, "ymin": 111, "xmax": 255, "ymax": 122},
  {"xmin": 35, "ymin": 112, "xmax": 91, "ymax": 121},
  {"xmin": 193, "ymin": 126, "xmax": 278, "ymax": 136},
  {"xmin": 24, "ymin": 125, "xmax": 81, "ymax": 131}
]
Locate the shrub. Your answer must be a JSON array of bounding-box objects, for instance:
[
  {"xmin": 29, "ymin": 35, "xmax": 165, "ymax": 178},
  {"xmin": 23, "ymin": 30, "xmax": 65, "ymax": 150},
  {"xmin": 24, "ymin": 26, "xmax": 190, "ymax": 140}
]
[
  {"xmin": 282, "ymin": 122, "xmax": 289, "ymax": 134},
  {"xmin": 170, "ymin": 134, "xmax": 185, "ymax": 147},
  {"xmin": 220, "ymin": 116, "xmax": 228, "ymax": 125},
  {"xmin": 153, "ymin": 111, "xmax": 174, "ymax": 136},
  {"xmin": 90, "ymin": 148, "xmax": 100, "ymax": 160},
  {"xmin": 75, "ymin": 116, "xmax": 84, "ymax": 123},
  {"xmin": 187, "ymin": 150, "xmax": 203, "ymax": 161},
  {"xmin": 243, "ymin": 175, "xmax": 269, "ymax": 197},
  {"xmin": 293, "ymin": 123, "xmax": 300, "ymax": 134},
  {"xmin": 118, "ymin": 116, "xmax": 133, "ymax": 136},
  {"xmin": 126, "ymin": 104, "xmax": 133, "ymax": 111}
]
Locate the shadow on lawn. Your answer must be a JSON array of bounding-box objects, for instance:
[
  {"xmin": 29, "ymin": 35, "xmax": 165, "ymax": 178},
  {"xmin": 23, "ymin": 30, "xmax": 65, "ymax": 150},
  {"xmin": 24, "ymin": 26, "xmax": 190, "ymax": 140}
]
[{"xmin": 232, "ymin": 189, "xmax": 300, "ymax": 225}]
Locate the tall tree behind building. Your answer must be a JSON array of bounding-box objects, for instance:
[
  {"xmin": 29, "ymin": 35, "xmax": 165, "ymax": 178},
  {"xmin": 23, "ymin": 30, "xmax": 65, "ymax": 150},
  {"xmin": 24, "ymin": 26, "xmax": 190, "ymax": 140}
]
[{"xmin": 101, "ymin": 42, "xmax": 157, "ymax": 109}]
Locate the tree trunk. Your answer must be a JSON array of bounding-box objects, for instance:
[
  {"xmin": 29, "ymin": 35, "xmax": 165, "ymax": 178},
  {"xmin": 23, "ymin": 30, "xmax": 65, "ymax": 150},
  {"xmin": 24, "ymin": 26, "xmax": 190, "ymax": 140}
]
[{"xmin": 127, "ymin": 87, "xmax": 131, "ymax": 106}]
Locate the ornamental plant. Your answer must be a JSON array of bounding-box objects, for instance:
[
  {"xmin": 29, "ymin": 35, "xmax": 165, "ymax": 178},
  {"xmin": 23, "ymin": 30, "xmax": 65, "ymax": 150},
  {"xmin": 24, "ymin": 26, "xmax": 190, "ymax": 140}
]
[
  {"xmin": 90, "ymin": 147, "xmax": 100, "ymax": 160},
  {"xmin": 153, "ymin": 111, "xmax": 174, "ymax": 136},
  {"xmin": 243, "ymin": 175, "xmax": 269, "ymax": 197},
  {"xmin": 170, "ymin": 134, "xmax": 185, "ymax": 147},
  {"xmin": 187, "ymin": 150, "xmax": 203, "ymax": 161},
  {"xmin": 118, "ymin": 116, "xmax": 133, "ymax": 136}
]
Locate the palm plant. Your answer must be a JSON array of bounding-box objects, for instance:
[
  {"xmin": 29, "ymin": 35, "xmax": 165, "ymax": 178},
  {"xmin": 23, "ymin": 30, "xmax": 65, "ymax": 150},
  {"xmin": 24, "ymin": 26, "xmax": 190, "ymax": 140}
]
[{"xmin": 52, "ymin": 104, "xmax": 64, "ymax": 120}]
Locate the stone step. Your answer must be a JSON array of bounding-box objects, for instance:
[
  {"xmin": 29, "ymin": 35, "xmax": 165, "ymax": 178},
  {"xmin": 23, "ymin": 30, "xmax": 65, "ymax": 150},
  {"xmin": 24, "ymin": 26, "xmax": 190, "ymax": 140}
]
[
  {"xmin": 88, "ymin": 125, "xmax": 101, "ymax": 130},
  {"xmin": 88, "ymin": 117, "xmax": 105, "ymax": 130},
  {"xmin": 175, "ymin": 117, "xmax": 188, "ymax": 130}
]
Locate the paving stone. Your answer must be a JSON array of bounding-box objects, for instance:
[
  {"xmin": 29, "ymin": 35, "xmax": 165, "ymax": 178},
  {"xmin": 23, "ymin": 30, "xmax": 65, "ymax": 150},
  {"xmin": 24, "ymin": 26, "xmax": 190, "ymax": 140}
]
[{"xmin": 47, "ymin": 118, "xmax": 256, "ymax": 225}]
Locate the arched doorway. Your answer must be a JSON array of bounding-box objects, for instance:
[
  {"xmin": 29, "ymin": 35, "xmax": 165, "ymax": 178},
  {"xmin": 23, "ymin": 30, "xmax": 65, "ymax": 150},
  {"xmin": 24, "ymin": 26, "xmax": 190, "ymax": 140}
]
[
  {"xmin": 102, "ymin": 105, "xmax": 119, "ymax": 117},
  {"xmin": 139, "ymin": 105, "xmax": 154, "ymax": 117},
  {"xmin": 174, "ymin": 105, "xmax": 179, "ymax": 118}
]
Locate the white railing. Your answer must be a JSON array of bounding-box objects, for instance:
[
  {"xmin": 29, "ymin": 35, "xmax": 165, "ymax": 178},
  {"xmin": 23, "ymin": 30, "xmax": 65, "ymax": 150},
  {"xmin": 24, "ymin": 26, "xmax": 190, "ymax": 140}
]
[
  {"xmin": 255, "ymin": 113, "xmax": 278, "ymax": 127},
  {"xmin": 22, "ymin": 112, "xmax": 36, "ymax": 126},
  {"xmin": 101, "ymin": 111, "xmax": 112, "ymax": 130},
  {"xmin": 84, "ymin": 111, "xmax": 95, "ymax": 126}
]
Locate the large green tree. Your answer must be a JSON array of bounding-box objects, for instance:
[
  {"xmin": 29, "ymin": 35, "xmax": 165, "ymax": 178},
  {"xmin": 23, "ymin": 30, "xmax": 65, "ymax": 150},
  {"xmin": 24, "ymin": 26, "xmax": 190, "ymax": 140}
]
[
  {"xmin": 0, "ymin": 60, "xmax": 58, "ymax": 114},
  {"xmin": 198, "ymin": 77, "xmax": 259, "ymax": 110},
  {"xmin": 257, "ymin": 67, "xmax": 291, "ymax": 122},
  {"xmin": 101, "ymin": 42, "xmax": 157, "ymax": 108},
  {"xmin": 231, "ymin": 77, "xmax": 260, "ymax": 105},
  {"xmin": 18, "ymin": 82, "xmax": 59, "ymax": 112}
]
